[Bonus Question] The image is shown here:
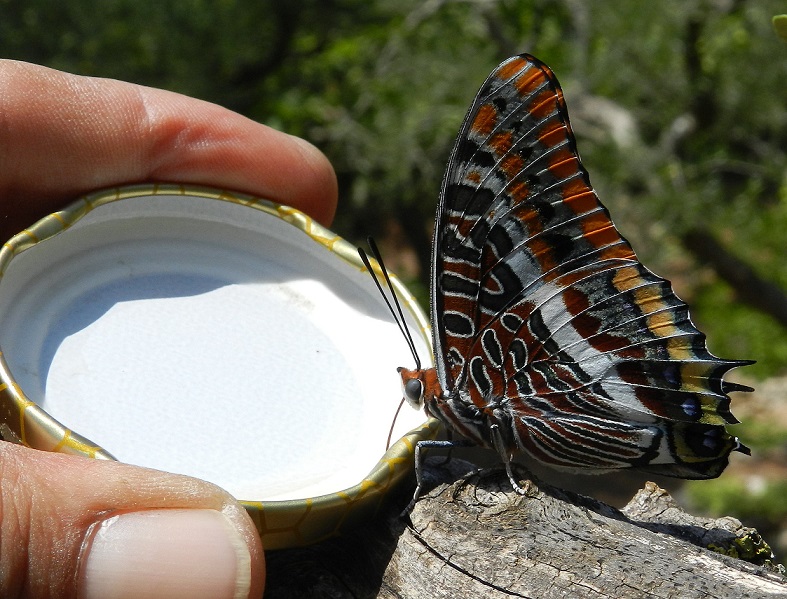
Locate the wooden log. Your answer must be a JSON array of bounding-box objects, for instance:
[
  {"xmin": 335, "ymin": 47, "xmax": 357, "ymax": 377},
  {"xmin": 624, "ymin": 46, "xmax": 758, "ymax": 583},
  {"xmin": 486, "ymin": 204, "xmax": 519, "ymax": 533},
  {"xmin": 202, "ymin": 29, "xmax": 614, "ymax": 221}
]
[{"xmin": 263, "ymin": 458, "xmax": 787, "ymax": 598}]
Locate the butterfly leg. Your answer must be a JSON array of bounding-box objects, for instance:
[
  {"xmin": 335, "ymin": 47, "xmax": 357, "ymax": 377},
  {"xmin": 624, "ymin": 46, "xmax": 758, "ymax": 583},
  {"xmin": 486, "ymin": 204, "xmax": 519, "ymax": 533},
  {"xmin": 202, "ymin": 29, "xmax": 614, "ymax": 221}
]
[
  {"xmin": 490, "ymin": 424, "xmax": 533, "ymax": 496},
  {"xmin": 434, "ymin": 429, "xmax": 457, "ymax": 466},
  {"xmin": 402, "ymin": 438, "xmax": 473, "ymax": 516}
]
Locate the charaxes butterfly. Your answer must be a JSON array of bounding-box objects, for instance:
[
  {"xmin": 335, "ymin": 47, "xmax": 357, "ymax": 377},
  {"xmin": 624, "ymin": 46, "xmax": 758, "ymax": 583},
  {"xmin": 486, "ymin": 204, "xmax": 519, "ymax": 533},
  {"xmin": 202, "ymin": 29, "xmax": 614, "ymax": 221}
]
[{"xmin": 364, "ymin": 53, "xmax": 751, "ymax": 509}]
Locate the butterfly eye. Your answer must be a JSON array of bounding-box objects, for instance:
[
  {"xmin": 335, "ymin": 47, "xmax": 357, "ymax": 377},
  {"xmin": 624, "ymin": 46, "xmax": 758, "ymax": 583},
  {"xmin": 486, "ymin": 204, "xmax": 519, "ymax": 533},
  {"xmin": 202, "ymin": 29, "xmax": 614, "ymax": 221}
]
[{"xmin": 402, "ymin": 378, "xmax": 424, "ymax": 410}]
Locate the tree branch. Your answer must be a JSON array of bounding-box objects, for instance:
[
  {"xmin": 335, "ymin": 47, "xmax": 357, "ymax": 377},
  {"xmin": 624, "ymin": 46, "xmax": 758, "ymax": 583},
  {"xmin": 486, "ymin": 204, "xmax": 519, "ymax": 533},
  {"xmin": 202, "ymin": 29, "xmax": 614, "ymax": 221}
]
[{"xmin": 262, "ymin": 458, "xmax": 786, "ymax": 598}]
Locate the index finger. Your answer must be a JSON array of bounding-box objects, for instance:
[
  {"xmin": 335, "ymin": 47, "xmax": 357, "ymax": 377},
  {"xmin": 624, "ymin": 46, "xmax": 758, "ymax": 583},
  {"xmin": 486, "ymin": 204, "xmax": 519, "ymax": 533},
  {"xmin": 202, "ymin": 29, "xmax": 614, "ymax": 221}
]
[{"xmin": 0, "ymin": 60, "xmax": 338, "ymax": 241}]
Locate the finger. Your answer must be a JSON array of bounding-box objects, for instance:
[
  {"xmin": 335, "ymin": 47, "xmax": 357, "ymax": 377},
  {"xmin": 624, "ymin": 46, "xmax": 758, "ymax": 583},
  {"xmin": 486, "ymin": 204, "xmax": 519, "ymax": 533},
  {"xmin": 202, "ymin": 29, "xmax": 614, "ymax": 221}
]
[
  {"xmin": 0, "ymin": 60, "xmax": 338, "ymax": 241},
  {"xmin": 0, "ymin": 442, "xmax": 265, "ymax": 599}
]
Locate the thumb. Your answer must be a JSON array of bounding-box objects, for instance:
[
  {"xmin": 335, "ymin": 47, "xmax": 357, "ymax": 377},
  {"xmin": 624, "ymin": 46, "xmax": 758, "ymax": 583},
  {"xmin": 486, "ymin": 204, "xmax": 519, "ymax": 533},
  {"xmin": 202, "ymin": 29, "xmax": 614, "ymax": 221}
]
[{"xmin": 0, "ymin": 442, "xmax": 264, "ymax": 599}]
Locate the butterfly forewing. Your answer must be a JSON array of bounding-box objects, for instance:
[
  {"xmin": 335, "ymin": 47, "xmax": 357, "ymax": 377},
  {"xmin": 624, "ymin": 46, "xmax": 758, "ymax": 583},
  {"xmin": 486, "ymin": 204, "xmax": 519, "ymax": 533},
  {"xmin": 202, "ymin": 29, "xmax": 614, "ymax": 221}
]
[
  {"xmin": 434, "ymin": 56, "xmax": 634, "ymax": 388},
  {"xmin": 429, "ymin": 54, "xmax": 749, "ymax": 478}
]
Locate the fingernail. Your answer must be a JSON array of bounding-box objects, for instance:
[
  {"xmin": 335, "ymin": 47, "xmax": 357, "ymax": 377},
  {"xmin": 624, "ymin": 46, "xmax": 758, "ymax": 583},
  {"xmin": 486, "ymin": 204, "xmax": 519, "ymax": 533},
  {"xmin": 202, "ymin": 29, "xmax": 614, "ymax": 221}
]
[{"xmin": 78, "ymin": 509, "xmax": 251, "ymax": 599}]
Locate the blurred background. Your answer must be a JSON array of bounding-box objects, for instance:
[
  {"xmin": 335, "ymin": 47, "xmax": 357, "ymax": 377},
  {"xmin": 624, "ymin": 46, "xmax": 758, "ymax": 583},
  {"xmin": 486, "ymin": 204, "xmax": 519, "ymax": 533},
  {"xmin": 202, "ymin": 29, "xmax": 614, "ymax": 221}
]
[{"xmin": 1, "ymin": 0, "xmax": 785, "ymax": 562}]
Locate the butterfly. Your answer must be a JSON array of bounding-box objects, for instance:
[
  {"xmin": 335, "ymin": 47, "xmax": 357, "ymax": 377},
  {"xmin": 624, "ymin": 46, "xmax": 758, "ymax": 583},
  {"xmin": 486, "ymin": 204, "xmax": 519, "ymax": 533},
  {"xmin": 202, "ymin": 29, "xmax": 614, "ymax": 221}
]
[{"xmin": 365, "ymin": 53, "xmax": 751, "ymax": 510}]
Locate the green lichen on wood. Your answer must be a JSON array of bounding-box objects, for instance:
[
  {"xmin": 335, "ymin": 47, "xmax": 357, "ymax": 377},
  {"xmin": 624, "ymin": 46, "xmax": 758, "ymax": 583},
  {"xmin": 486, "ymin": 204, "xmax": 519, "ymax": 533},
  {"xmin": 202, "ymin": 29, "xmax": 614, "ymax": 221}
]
[{"xmin": 708, "ymin": 530, "xmax": 782, "ymax": 570}]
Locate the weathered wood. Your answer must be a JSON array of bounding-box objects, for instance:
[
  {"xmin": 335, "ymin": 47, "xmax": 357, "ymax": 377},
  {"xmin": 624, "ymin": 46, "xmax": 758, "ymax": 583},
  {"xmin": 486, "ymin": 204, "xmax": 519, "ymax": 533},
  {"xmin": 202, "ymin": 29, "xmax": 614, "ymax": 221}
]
[{"xmin": 263, "ymin": 458, "xmax": 787, "ymax": 598}]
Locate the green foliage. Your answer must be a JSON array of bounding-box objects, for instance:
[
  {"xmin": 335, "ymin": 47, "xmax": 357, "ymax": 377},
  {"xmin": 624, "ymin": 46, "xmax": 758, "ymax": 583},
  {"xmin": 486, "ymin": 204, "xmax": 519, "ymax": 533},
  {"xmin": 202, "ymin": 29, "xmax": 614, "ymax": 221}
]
[
  {"xmin": 693, "ymin": 280, "xmax": 787, "ymax": 377},
  {"xmin": 686, "ymin": 477, "xmax": 787, "ymax": 556},
  {"xmin": 734, "ymin": 416, "xmax": 787, "ymax": 452},
  {"xmin": 774, "ymin": 14, "xmax": 787, "ymax": 41},
  {"xmin": 0, "ymin": 0, "xmax": 785, "ymax": 375}
]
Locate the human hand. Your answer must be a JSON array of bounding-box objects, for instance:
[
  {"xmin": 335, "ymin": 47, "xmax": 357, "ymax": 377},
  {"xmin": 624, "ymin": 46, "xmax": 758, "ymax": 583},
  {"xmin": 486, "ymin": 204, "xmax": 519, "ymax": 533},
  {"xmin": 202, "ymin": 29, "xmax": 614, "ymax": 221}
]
[{"xmin": 0, "ymin": 60, "xmax": 338, "ymax": 599}]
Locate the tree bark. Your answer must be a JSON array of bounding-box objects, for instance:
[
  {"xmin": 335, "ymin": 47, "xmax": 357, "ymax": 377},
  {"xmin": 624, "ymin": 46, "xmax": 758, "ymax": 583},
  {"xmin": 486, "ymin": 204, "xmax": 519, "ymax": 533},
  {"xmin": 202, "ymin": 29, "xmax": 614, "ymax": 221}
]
[{"xmin": 263, "ymin": 458, "xmax": 786, "ymax": 598}]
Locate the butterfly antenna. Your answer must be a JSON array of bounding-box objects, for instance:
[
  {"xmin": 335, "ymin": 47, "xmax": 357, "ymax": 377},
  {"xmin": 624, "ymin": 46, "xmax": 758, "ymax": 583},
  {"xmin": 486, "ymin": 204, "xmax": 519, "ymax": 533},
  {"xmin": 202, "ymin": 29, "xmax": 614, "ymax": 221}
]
[
  {"xmin": 357, "ymin": 238, "xmax": 421, "ymax": 370},
  {"xmin": 386, "ymin": 397, "xmax": 407, "ymax": 450}
]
